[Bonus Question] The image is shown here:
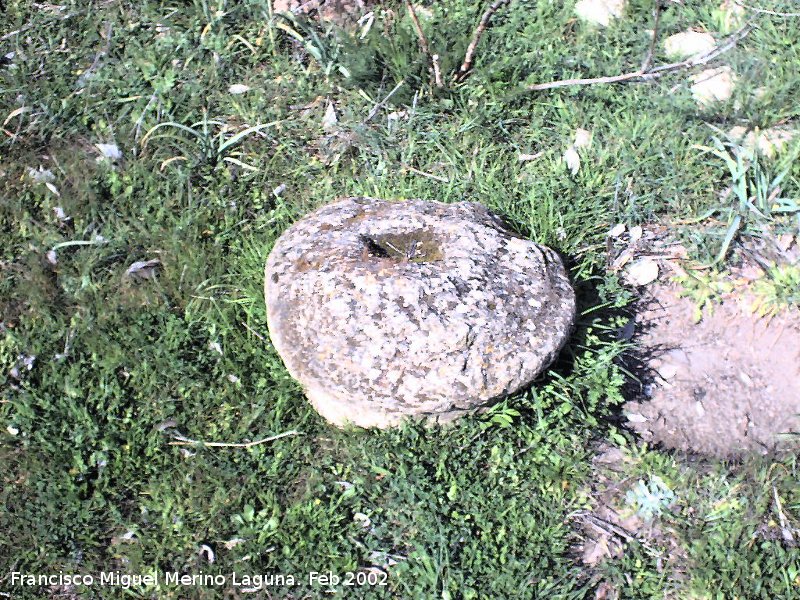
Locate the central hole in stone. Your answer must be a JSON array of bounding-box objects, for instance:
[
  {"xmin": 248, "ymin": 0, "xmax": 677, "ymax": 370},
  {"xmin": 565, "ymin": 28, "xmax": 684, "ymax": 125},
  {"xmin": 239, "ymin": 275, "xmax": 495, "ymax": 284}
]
[{"xmin": 360, "ymin": 232, "xmax": 443, "ymax": 263}]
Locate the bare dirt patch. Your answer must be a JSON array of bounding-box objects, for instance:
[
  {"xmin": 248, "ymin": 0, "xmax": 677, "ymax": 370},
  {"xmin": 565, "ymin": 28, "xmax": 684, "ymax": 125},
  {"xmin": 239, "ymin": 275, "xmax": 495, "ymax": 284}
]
[{"xmin": 624, "ymin": 281, "xmax": 800, "ymax": 458}]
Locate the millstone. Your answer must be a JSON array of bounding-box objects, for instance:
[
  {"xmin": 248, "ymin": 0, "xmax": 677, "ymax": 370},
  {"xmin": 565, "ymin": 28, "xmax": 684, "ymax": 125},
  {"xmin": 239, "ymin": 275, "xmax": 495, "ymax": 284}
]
[{"xmin": 264, "ymin": 197, "xmax": 576, "ymax": 428}]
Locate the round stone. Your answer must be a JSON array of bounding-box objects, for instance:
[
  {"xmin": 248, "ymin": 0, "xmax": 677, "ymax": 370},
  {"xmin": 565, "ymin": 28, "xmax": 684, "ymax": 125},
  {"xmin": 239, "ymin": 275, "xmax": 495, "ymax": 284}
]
[{"xmin": 264, "ymin": 197, "xmax": 576, "ymax": 428}]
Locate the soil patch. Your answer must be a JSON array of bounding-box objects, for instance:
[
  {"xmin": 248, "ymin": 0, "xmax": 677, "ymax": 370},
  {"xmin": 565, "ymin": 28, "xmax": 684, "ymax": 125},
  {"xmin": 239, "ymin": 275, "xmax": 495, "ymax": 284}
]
[{"xmin": 624, "ymin": 281, "xmax": 800, "ymax": 458}]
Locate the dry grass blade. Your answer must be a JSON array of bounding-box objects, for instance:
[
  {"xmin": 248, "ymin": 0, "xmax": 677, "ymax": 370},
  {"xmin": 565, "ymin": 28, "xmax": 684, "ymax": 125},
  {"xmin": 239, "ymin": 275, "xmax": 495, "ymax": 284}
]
[{"xmin": 167, "ymin": 429, "xmax": 302, "ymax": 448}]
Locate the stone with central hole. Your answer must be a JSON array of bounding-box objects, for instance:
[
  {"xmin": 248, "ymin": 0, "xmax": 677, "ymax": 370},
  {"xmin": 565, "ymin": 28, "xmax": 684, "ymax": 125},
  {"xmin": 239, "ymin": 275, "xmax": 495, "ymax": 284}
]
[{"xmin": 264, "ymin": 197, "xmax": 575, "ymax": 428}]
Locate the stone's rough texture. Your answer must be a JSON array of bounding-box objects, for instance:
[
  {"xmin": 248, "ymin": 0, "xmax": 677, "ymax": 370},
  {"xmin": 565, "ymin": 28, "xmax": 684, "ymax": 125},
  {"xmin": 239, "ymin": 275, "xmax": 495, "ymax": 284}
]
[{"xmin": 264, "ymin": 198, "xmax": 576, "ymax": 428}]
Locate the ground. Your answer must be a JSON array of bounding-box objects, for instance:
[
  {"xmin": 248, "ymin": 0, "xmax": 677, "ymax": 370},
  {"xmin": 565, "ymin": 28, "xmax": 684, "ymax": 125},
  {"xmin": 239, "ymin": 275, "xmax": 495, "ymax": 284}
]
[{"xmin": 1, "ymin": 0, "xmax": 800, "ymax": 598}]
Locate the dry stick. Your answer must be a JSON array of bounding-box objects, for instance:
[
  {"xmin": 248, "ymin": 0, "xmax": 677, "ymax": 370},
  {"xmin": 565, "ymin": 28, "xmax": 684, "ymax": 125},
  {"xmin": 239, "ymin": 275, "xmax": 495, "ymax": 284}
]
[
  {"xmin": 528, "ymin": 21, "xmax": 755, "ymax": 92},
  {"xmin": 168, "ymin": 429, "xmax": 302, "ymax": 448},
  {"xmin": 735, "ymin": 0, "xmax": 800, "ymax": 18},
  {"xmin": 640, "ymin": 1, "xmax": 663, "ymax": 73},
  {"xmin": 456, "ymin": 0, "xmax": 512, "ymax": 82},
  {"xmin": 405, "ymin": 1, "xmax": 442, "ymax": 88}
]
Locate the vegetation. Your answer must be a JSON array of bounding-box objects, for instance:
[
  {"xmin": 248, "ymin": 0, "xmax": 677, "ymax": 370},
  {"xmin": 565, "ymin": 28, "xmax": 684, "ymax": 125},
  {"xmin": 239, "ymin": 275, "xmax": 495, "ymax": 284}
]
[{"xmin": 1, "ymin": 0, "xmax": 799, "ymax": 598}]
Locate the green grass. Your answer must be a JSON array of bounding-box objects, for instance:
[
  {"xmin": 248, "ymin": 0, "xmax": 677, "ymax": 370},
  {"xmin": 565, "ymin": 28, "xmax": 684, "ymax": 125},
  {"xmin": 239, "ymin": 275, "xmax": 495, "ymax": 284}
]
[{"xmin": 1, "ymin": 0, "xmax": 799, "ymax": 598}]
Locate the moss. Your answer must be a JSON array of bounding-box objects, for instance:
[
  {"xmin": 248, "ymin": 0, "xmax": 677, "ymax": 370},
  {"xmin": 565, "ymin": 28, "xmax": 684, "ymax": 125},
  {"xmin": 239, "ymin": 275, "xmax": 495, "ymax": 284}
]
[{"xmin": 364, "ymin": 230, "xmax": 444, "ymax": 263}]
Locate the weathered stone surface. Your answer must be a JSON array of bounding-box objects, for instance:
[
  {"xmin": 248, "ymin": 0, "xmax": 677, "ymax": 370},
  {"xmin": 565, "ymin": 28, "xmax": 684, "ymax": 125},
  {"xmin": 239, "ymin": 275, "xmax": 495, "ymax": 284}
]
[{"xmin": 264, "ymin": 198, "xmax": 576, "ymax": 428}]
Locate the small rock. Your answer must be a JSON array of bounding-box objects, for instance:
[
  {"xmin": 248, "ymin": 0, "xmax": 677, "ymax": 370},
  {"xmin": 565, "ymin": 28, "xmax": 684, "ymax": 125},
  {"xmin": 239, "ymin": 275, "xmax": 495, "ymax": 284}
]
[
  {"xmin": 353, "ymin": 512, "xmax": 371, "ymax": 528},
  {"xmin": 625, "ymin": 259, "xmax": 659, "ymax": 286},
  {"xmin": 663, "ymin": 31, "xmax": 716, "ymax": 59},
  {"xmin": 574, "ymin": 0, "xmax": 626, "ymax": 27},
  {"xmin": 690, "ymin": 66, "xmax": 736, "ymax": 106},
  {"xmin": 657, "ymin": 363, "xmax": 678, "ymax": 380}
]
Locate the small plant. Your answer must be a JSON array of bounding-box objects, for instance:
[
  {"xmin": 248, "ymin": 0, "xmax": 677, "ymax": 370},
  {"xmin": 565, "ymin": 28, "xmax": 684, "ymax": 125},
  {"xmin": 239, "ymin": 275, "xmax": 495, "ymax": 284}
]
[
  {"xmin": 141, "ymin": 113, "xmax": 280, "ymax": 172},
  {"xmin": 673, "ymin": 269, "xmax": 734, "ymax": 322},
  {"xmin": 750, "ymin": 264, "xmax": 800, "ymax": 316},
  {"xmin": 625, "ymin": 476, "xmax": 676, "ymax": 520},
  {"xmin": 694, "ymin": 136, "xmax": 800, "ymax": 266},
  {"xmin": 275, "ymin": 13, "xmax": 352, "ymax": 79}
]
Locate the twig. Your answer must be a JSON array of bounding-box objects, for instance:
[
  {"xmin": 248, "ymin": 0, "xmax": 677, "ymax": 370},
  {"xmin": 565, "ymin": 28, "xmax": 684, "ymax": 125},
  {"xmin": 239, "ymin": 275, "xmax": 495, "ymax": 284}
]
[
  {"xmin": 735, "ymin": 0, "xmax": 800, "ymax": 17},
  {"xmin": 640, "ymin": 1, "xmax": 662, "ymax": 73},
  {"xmin": 405, "ymin": 1, "xmax": 442, "ymax": 88},
  {"xmin": 167, "ymin": 429, "xmax": 302, "ymax": 448},
  {"xmin": 455, "ymin": 0, "xmax": 512, "ymax": 82},
  {"xmin": 364, "ymin": 79, "xmax": 405, "ymax": 123},
  {"xmin": 528, "ymin": 21, "xmax": 754, "ymax": 91},
  {"xmin": 431, "ymin": 54, "xmax": 443, "ymax": 88}
]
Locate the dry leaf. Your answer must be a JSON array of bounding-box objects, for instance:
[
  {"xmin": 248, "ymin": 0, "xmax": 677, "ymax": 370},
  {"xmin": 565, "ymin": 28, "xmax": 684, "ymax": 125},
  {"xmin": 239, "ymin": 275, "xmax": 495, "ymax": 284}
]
[
  {"xmin": 574, "ymin": 128, "xmax": 592, "ymax": 149},
  {"xmin": 96, "ymin": 143, "xmax": 122, "ymax": 160},
  {"xmin": 609, "ymin": 223, "xmax": 626, "ymax": 237},
  {"xmin": 563, "ymin": 146, "xmax": 580, "ymax": 175},
  {"xmin": 124, "ymin": 259, "xmax": 161, "ymax": 279},
  {"xmin": 322, "ymin": 101, "xmax": 337, "ymax": 131}
]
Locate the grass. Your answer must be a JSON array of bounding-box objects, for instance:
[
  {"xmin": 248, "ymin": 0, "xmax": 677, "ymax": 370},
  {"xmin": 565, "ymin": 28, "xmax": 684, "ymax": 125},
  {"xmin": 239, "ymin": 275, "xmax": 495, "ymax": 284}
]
[{"xmin": 1, "ymin": 0, "xmax": 799, "ymax": 598}]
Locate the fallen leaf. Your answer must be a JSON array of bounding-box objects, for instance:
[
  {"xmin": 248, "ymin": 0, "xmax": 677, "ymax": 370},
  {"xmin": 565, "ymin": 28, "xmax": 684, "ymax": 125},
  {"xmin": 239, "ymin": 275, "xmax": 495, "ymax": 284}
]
[
  {"xmin": 574, "ymin": 128, "xmax": 592, "ymax": 148},
  {"xmin": 199, "ymin": 544, "xmax": 215, "ymax": 564},
  {"xmin": 322, "ymin": 101, "xmax": 337, "ymax": 131},
  {"xmin": 96, "ymin": 143, "xmax": 122, "ymax": 160},
  {"xmin": 353, "ymin": 512, "xmax": 371, "ymax": 528},
  {"xmin": 124, "ymin": 259, "xmax": 161, "ymax": 279},
  {"xmin": 563, "ymin": 146, "xmax": 580, "ymax": 175},
  {"xmin": 609, "ymin": 223, "xmax": 626, "ymax": 238}
]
